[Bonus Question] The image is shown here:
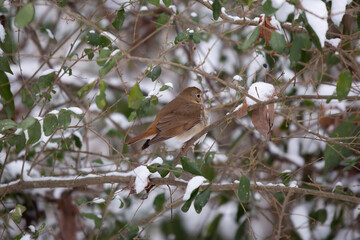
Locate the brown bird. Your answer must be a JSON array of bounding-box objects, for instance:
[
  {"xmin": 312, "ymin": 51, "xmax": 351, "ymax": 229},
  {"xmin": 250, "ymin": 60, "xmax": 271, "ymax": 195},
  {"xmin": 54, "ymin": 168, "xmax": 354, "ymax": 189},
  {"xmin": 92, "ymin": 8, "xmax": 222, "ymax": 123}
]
[{"xmin": 126, "ymin": 87, "xmax": 209, "ymax": 150}]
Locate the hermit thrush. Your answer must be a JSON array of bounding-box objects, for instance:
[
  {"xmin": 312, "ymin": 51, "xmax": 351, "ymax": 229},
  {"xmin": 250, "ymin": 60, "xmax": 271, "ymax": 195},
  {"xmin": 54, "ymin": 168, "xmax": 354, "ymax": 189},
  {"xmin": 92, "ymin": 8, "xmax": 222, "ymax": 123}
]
[{"xmin": 126, "ymin": 87, "xmax": 209, "ymax": 150}]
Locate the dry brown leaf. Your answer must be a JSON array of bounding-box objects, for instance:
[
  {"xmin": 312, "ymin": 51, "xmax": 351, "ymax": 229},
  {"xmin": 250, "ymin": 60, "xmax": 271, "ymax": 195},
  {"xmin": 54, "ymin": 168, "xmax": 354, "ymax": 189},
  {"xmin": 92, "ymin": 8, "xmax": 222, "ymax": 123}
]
[
  {"xmin": 236, "ymin": 103, "xmax": 248, "ymax": 119},
  {"xmin": 258, "ymin": 15, "xmax": 278, "ymax": 44},
  {"xmin": 251, "ymin": 104, "xmax": 274, "ymax": 140}
]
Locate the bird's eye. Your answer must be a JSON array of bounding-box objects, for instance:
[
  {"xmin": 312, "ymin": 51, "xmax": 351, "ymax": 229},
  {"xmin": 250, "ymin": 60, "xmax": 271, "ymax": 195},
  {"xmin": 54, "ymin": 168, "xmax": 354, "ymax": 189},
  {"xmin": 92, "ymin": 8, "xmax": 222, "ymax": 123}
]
[{"xmin": 196, "ymin": 94, "xmax": 201, "ymax": 98}]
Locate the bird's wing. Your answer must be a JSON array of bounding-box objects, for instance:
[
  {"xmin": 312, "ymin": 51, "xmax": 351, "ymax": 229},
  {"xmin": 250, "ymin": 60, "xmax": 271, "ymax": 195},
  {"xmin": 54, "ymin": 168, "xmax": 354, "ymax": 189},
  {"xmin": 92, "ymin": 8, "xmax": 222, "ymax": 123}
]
[{"xmin": 147, "ymin": 102, "xmax": 201, "ymax": 145}]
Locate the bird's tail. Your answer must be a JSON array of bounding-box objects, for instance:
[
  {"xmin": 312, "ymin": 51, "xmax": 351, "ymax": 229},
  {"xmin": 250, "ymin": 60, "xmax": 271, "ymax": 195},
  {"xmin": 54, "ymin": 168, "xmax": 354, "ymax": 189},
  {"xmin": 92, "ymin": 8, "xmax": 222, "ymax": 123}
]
[{"xmin": 126, "ymin": 127, "xmax": 157, "ymax": 145}]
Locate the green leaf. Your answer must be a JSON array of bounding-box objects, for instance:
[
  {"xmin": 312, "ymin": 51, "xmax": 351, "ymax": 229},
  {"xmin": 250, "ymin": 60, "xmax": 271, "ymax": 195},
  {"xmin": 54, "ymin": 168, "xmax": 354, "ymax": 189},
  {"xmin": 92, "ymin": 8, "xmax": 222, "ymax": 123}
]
[
  {"xmin": 181, "ymin": 188, "xmax": 199, "ymax": 212},
  {"xmin": 300, "ymin": 13, "xmax": 322, "ymax": 52},
  {"xmin": 0, "ymin": 31, "xmax": 16, "ymax": 59},
  {"xmin": 310, "ymin": 209, "xmax": 327, "ymax": 224},
  {"xmin": 81, "ymin": 213, "xmax": 101, "ymax": 228},
  {"xmin": 336, "ymin": 69, "xmax": 352, "ymax": 101},
  {"xmin": 43, "ymin": 114, "xmax": 58, "ymax": 136},
  {"xmin": 191, "ymin": 32, "xmax": 201, "ymax": 44},
  {"xmin": 212, "ymin": 0, "xmax": 221, "ymax": 20},
  {"xmin": 150, "ymin": 95, "xmax": 158, "ymax": 105},
  {"xmin": 95, "ymin": 80, "xmax": 107, "ymax": 109},
  {"xmin": 324, "ymin": 120, "xmax": 360, "ymax": 172},
  {"xmin": 153, "ymin": 193, "xmax": 166, "ymax": 212},
  {"xmin": 84, "ymin": 48, "xmax": 94, "ymax": 60},
  {"xmin": 73, "ymin": 134, "xmax": 82, "ymax": 148},
  {"xmin": 58, "ymin": 109, "xmax": 71, "ymax": 130},
  {"xmin": 27, "ymin": 120, "xmax": 41, "ymax": 144},
  {"xmin": 78, "ymin": 80, "xmax": 96, "ymax": 97},
  {"xmin": 238, "ymin": 175, "xmax": 250, "ymax": 203},
  {"xmin": 19, "ymin": 117, "xmax": 36, "ymax": 130},
  {"xmin": 261, "ymin": 0, "xmax": 277, "ymax": 15},
  {"xmin": 112, "ymin": 9, "xmax": 125, "ymax": 30},
  {"xmin": 0, "ymin": 119, "xmax": 16, "ymax": 131},
  {"xmin": 99, "ymin": 51, "xmax": 122, "ymax": 77},
  {"xmin": 180, "ymin": 156, "xmax": 202, "ymax": 175},
  {"xmin": 290, "ymin": 33, "xmax": 311, "ymax": 68},
  {"xmin": 174, "ymin": 32, "xmax": 187, "ymax": 44},
  {"xmin": 160, "ymin": 85, "xmax": 170, "ymax": 91},
  {"xmin": 9, "ymin": 204, "xmax": 26, "ymax": 224},
  {"xmin": 194, "ymin": 187, "xmax": 211, "ymax": 213},
  {"xmin": 99, "ymin": 35, "xmax": 111, "ymax": 48},
  {"xmin": 156, "ymin": 13, "xmax": 170, "ymax": 28},
  {"xmin": 201, "ymin": 164, "xmax": 215, "ymax": 181},
  {"xmin": 127, "ymin": 111, "xmax": 137, "ymax": 122},
  {"xmin": 150, "ymin": 66, "xmax": 162, "ymax": 81},
  {"xmin": 149, "ymin": 0, "xmax": 160, "ymax": 7},
  {"xmin": 92, "ymin": 158, "xmax": 103, "ymax": 164},
  {"xmin": 21, "ymin": 88, "xmax": 34, "ymax": 108},
  {"xmin": 269, "ymin": 32, "xmax": 286, "ymax": 54},
  {"xmin": 87, "ymin": 31, "xmax": 100, "ymax": 46},
  {"xmin": 58, "ymin": 0, "xmax": 66, "ymax": 7},
  {"xmin": 0, "ymin": 70, "xmax": 15, "ymax": 118},
  {"xmin": 163, "ymin": 0, "xmax": 171, "ymax": 7},
  {"xmin": 242, "ymin": 27, "xmax": 259, "ymax": 51},
  {"xmin": 128, "ymin": 82, "xmax": 145, "ymax": 110},
  {"xmin": 14, "ymin": 3, "xmax": 35, "ymax": 28},
  {"xmin": 0, "ymin": 56, "xmax": 13, "ymax": 74},
  {"xmin": 96, "ymin": 48, "xmax": 111, "ymax": 66},
  {"xmin": 38, "ymin": 72, "xmax": 55, "ymax": 89},
  {"xmin": 8, "ymin": 132, "xmax": 26, "ymax": 153}
]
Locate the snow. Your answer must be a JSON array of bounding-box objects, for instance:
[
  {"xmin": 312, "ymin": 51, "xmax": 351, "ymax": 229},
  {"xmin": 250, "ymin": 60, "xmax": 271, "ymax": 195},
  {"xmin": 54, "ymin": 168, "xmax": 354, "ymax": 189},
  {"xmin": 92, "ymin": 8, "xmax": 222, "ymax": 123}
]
[
  {"xmin": 168, "ymin": 5, "xmax": 177, "ymax": 13},
  {"xmin": 28, "ymin": 225, "xmax": 36, "ymax": 232},
  {"xmin": 45, "ymin": 28, "xmax": 55, "ymax": 39},
  {"xmin": 133, "ymin": 165, "xmax": 151, "ymax": 194},
  {"xmin": 326, "ymin": 38, "xmax": 341, "ymax": 48},
  {"xmin": 164, "ymin": 82, "xmax": 173, "ymax": 88},
  {"xmin": 290, "ymin": 204, "xmax": 311, "ymax": 239},
  {"xmin": 148, "ymin": 157, "xmax": 163, "ymax": 165},
  {"xmin": 331, "ymin": 0, "xmax": 352, "ymax": 27},
  {"xmin": 233, "ymin": 75, "xmax": 242, "ymax": 81},
  {"xmin": 67, "ymin": 107, "xmax": 83, "ymax": 115},
  {"xmin": 190, "ymin": 12, "xmax": 198, "ymax": 18},
  {"xmin": 271, "ymin": 0, "xmax": 286, "ymax": 9},
  {"xmin": 107, "ymin": 112, "xmax": 132, "ymax": 129},
  {"xmin": 275, "ymin": 2, "xmax": 295, "ymax": 22},
  {"xmin": 183, "ymin": 176, "xmax": 207, "ymax": 201},
  {"xmin": 300, "ymin": 0, "xmax": 328, "ymax": 47},
  {"xmin": 92, "ymin": 197, "xmax": 106, "ymax": 204},
  {"xmin": 140, "ymin": 6, "xmax": 148, "ymax": 11},
  {"xmin": 245, "ymin": 82, "xmax": 276, "ymax": 106},
  {"xmin": 20, "ymin": 234, "xmax": 31, "ymax": 240},
  {"xmin": 0, "ymin": 24, "xmax": 5, "ymax": 43}
]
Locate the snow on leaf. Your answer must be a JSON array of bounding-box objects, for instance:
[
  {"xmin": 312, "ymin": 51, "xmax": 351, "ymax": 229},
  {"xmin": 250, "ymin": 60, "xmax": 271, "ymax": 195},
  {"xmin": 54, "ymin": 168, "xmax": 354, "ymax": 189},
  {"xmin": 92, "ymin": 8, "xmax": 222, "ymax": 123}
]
[
  {"xmin": 245, "ymin": 82, "xmax": 276, "ymax": 106},
  {"xmin": 300, "ymin": 0, "xmax": 328, "ymax": 48},
  {"xmin": 133, "ymin": 165, "xmax": 151, "ymax": 194},
  {"xmin": 183, "ymin": 176, "xmax": 207, "ymax": 201}
]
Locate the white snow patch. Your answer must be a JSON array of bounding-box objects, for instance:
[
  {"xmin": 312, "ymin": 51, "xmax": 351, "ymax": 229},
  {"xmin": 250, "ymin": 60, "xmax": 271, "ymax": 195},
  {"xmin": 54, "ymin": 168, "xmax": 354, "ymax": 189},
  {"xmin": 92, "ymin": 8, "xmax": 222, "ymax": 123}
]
[
  {"xmin": 326, "ymin": 38, "xmax": 341, "ymax": 48},
  {"xmin": 140, "ymin": 6, "xmax": 148, "ymax": 11},
  {"xmin": 275, "ymin": 2, "xmax": 295, "ymax": 23},
  {"xmin": 148, "ymin": 157, "xmax": 163, "ymax": 165},
  {"xmin": 183, "ymin": 176, "xmax": 207, "ymax": 201},
  {"xmin": 0, "ymin": 24, "xmax": 5, "ymax": 43},
  {"xmin": 300, "ymin": 0, "xmax": 328, "ymax": 47},
  {"xmin": 45, "ymin": 28, "xmax": 55, "ymax": 39},
  {"xmin": 271, "ymin": 0, "xmax": 286, "ymax": 9},
  {"xmin": 92, "ymin": 197, "xmax": 106, "ymax": 204},
  {"xmin": 67, "ymin": 107, "xmax": 83, "ymax": 115},
  {"xmin": 246, "ymin": 82, "xmax": 276, "ymax": 105},
  {"xmin": 133, "ymin": 165, "xmax": 151, "ymax": 194},
  {"xmin": 20, "ymin": 234, "xmax": 31, "ymax": 240},
  {"xmin": 190, "ymin": 12, "xmax": 198, "ymax": 18},
  {"xmin": 291, "ymin": 204, "xmax": 311, "ymax": 239},
  {"xmin": 168, "ymin": 5, "xmax": 177, "ymax": 13},
  {"xmin": 233, "ymin": 75, "xmax": 242, "ymax": 81},
  {"xmin": 28, "ymin": 225, "xmax": 36, "ymax": 232},
  {"xmin": 331, "ymin": 0, "xmax": 352, "ymax": 27},
  {"xmin": 108, "ymin": 112, "xmax": 132, "ymax": 129}
]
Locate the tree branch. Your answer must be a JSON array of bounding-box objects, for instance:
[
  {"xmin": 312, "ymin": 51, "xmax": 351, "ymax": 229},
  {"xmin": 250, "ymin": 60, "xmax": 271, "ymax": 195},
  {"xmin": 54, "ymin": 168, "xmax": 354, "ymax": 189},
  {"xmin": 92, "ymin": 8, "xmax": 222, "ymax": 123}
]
[{"xmin": 1, "ymin": 175, "xmax": 359, "ymax": 204}]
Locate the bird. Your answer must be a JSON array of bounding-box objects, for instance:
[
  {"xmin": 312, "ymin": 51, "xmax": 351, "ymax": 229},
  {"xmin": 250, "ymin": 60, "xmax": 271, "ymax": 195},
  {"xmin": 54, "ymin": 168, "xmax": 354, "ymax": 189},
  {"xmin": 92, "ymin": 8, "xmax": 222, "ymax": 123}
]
[{"xmin": 126, "ymin": 87, "xmax": 209, "ymax": 150}]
